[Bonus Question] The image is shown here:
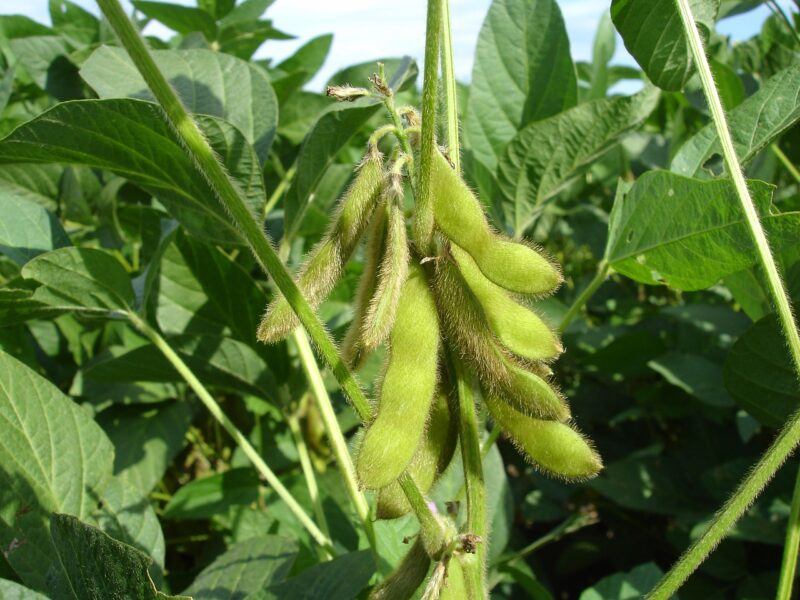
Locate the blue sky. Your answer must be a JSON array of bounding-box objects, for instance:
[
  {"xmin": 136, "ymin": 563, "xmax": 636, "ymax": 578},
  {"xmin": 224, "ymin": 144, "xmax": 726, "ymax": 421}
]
[{"xmin": 6, "ymin": 0, "xmax": 792, "ymax": 90}]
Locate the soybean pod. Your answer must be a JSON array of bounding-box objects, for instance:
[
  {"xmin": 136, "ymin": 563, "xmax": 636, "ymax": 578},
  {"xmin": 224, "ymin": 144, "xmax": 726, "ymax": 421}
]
[{"xmin": 369, "ymin": 539, "xmax": 431, "ymax": 600}]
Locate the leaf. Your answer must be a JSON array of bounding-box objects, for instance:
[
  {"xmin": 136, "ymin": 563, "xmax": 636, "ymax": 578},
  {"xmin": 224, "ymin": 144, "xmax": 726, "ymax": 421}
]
[
  {"xmin": 217, "ymin": 20, "xmax": 292, "ymax": 60},
  {"xmin": 611, "ymin": 0, "xmax": 719, "ymax": 91},
  {"xmin": 283, "ymin": 57, "xmax": 417, "ymax": 236},
  {"xmin": 671, "ymin": 63, "xmax": 800, "ymax": 177},
  {"xmin": 463, "ymin": 0, "xmax": 576, "ymax": 172},
  {"xmin": 183, "ymin": 536, "xmax": 298, "ymax": 599},
  {"xmin": 219, "ymin": 0, "xmax": 276, "ymax": 27},
  {"xmin": 22, "ymin": 247, "xmax": 134, "ymax": 314},
  {"xmin": 497, "ymin": 88, "xmax": 659, "ymax": 234},
  {"xmin": 162, "ymin": 468, "xmax": 260, "ymax": 520},
  {"xmin": 273, "ymin": 34, "xmax": 332, "ymax": 86},
  {"xmin": 81, "ymin": 46, "xmax": 278, "ymax": 163},
  {"xmin": 254, "ymin": 549, "xmax": 375, "ymax": 600},
  {"xmin": 132, "ymin": 0, "xmax": 217, "ymax": 39},
  {"xmin": 49, "ymin": 0, "xmax": 100, "ymax": 46},
  {"xmin": 579, "ymin": 563, "xmax": 663, "ymax": 600},
  {"xmin": 46, "ymin": 514, "xmax": 187, "ymax": 600},
  {"xmin": 648, "ymin": 352, "xmax": 734, "ymax": 407},
  {"xmin": 8, "ymin": 35, "xmax": 82, "ymax": 100},
  {"xmin": 724, "ymin": 315, "xmax": 800, "ymax": 427},
  {"xmin": 0, "ymin": 351, "xmax": 114, "ymax": 591},
  {"xmin": 97, "ymin": 401, "xmax": 193, "ymax": 495},
  {"xmin": 0, "ymin": 64, "xmax": 15, "ymax": 115},
  {"xmin": 587, "ymin": 12, "xmax": 616, "ymax": 100},
  {"xmin": 0, "ymin": 164, "xmax": 63, "ymax": 211},
  {"xmin": 0, "ymin": 98, "xmax": 265, "ymax": 245},
  {"xmin": 605, "ymin": 171, "xmax": 800, "ymax": 290},
  {"xmin": 0, "ymin": 192, "xmax": 70, "ymax": 265},
  {"xmin": 0, "ymin": 579, "xmax": 48, "ymax": 599}
]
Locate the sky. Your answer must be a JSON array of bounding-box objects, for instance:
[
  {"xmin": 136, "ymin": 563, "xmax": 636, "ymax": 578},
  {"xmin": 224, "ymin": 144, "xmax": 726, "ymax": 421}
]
[{"xmin": 6, "ymin": 0, "xmax": 793, "ymax": 91}]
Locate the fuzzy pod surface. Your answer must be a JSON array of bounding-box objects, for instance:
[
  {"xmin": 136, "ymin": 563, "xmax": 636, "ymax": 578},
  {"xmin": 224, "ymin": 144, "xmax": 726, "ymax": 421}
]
[
  {"xmin": 485, "ymin": 394, "xmax": 601, "ymax": 479},
  {"xmin": 356, "ymin": 262, "xmax": 441, "ymax": 489},
  {"xmin": 451, "ymin": 244, "xmax": 561, "ymax": 361},
  {"xmin": 438, "ymin": 556, "xmax": 468, "ymax": 600},
  {"xmin": 258, "ymin": 149, "xmax": 384, "ymax": 343},
  {"xmin": 429, "ymin": 149, "xmax": 561, "ymax": 295},
  {"xmin": 369, "ymin": 538, "xmax": 430, "ymax": 600},
  {"xmin": 376, "ymin": 389, "xmax": 458, "ymax": 519}
]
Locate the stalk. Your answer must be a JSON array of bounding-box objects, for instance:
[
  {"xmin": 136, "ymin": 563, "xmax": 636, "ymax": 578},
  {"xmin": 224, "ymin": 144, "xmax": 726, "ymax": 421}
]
[
  {"xmin": 558, "ymin": 261, "xmax": 611, "ymax": 333},
  {"xmin": 648, "ymin": 1, "xmax": 800, "ymax": 596},
  {"xmin": 440, "ymin": 0, "xmax": 460, "ymax": 172},
  {"xmin": 96, "ymin": 0, "xmax": 442, "ymax": 541},
  {"xmin": 128, "ymin": 314, "xmax": 334, "ymax": 552},
  {"xmin": 772, "ymin": 144, "xmax": 800, "ymax": 185},
  {"xmin": 777, "ymin": 464, "xmax": 800, "ymax": 599}
]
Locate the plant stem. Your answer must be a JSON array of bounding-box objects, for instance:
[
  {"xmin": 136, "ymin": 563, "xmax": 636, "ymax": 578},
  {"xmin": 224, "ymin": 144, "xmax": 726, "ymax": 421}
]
[
  {"xmin": 292, "ymin": 329, "xmax": 377, "ymax": 553},
  {"xmin": 649, "ymin": 1, "xmax": 800, "ymax": 596},
  {"xmin": 440, "ymin": 0, "xmax": 460, "ymax": 172},
  {"xmin": 263, "ymin": 162, "xmax": 296, "ymax": 219},
  {"xmin": 559, "ymin": 261, "xmax": 610, "ymax": 333},
  {"xmin": 772, "ymin": 144, "xmax": 800, "ymax": 185},
  {"xmin": 414, "ymin": 0, "xmax": 443, "ymax": 252},
  {"xmin": 453, "ymin": 356, "xmax": 487, "ymax": 598},
  {"xmin": 777, "ymin": 464, "xmax": 800, "ymax": 599},
  {"xmin": 129, "ymin": 314, "xmax": 334, "ymax": 551},
  {"xmin": 493, "ymin": 512, "xmax": 598, "ymax": 567},
  {"xmin": 482, "ymin": 423, "xmax": 502, "ymax": 459}
]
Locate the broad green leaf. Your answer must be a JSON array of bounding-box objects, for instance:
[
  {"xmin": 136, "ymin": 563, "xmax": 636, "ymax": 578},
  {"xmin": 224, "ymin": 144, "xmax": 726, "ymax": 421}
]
[
  {"xmin": 587, "ymin": 12, "xmax": 616, "ymax": 100},
  {"xmin": 0, "ymin": 164, "xmax": 63, "ymax": 211},
  {"xmin": 0, "ymin": 579, "xmax": 48, "ymax": 599},
  {"xmin": 0, "ymin": 351, "xmax": 114, "ymax": 590},
  {"xmin": 183, "ymin": 536, "xmax": 298, "ymax": 599},
  {"xmin": 648, "ymin": 352, "xmax": 734, "ymax": 407},
  {"xmin": 0, "ymin": 193, "xmax": 70, "ymax": 265},
  {"xmin": 163, "ymin": 468, "xmax": 260, "ymax": 520},
  {"xmin": 49, "ymin": 0, "xmax": 99, "ymax": 46},
  {"xmin": 81, "ymin": 46, "xmax": 278, "ymax": 162},
  {"xmin": 255, "ymin": 550, "xmax": 375, "ymax": 600},
  {"xmin": 463, "ymin": 0, "xmax": 576, "ymax": 172},
  {"xmin": 671, "ymin": 63, "xmax": 800, "ymax": 176},
  {"xmin": 724, "ymin": 315, "xmax": 799, "ymax": 426},
  {"xmin": 273, "ymin": 34, "xmax": 332, "ymax": 86},
  {"xmin": 0, "ymin": 283, "xmax": 68, "ymax": 326},
  {"xmin": 0, "ymin": 65, "xmax": 15, "ymax": 115},
  {"xmin": 0, "ymin": 98, "xmax": 266, "ymax": 245},
  {"xmin": 579, "ymin": 563, "xmax": 663, "ymax": 600},
  {"xmin": 22, "ymin": 247, "xmax": 134, "ymax": 314},
  {"xmin": 8, "ymin": 35, "xmax": 82, "ymax": 100},
  {"xmin": 46, "ymin": 514, "xmax": 187, "ymax": 600},
  {"xmin": 326, "ymin": 57, "xmax": 413, "ymax": 89},
  {"xmin": 85, "ymin": 334, "xmax": 279, "ymax": 399},
  {"xmin": 219, "ymin": 0, "xmax": 276, "ymax": 27},
  {"xmin": 217, "ymin": 19, "xmax": 292, "ymax": 60},
  {"xmin": 497, "ymin": 88, "xmax": 659, "ymax": 234},
  {"xmin": 611, "ymin": 0, "xmax": 719, "ymax": 91},
  {"xmin": 198, "ymin": 0, "xmax": 236, "ymax": 20},
  {"xmin": 283, "ymin": 57, "xmax": 417, "ymax": 236},
  {"xmin": 97, "ymin": 401, "xmax": 193, "ymax": 494},
  {"xmin": 132, "ymin": 0, "xmax": 217, "ymax": 39}
]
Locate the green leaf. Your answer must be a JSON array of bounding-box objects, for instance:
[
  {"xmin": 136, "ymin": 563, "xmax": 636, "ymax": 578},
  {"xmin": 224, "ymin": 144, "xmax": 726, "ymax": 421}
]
[
  {"xmin": 46, "ymin": 514, "xmax": 187, "ymax": 600},
  {"xmin": 183, "ymin": 536, "xmax": 298, "ymax": 599},
  {"xmin": 611, "ymin": 0, "xmax": 719, "ymax": 91},
  {"xmin": 283, "ymin": 57, "xmax": 417, "ymax": 236},
  {"xmin": 0, "ymin": 64, "xmax": 15, "ymax": 115},
  {"xmin": 81, "ymin": 46, "xmax": 278, "ymax": 163},
  {"xmin": 463, "ymin": 0, "xmax": 576, "ymax": 172},
  {"xmin": 22, "ymin": 247, "xmax": 134, "ymax": 314},
  {"xmin": 671, "ymin": 63, "xmax": 800, "ymax": 177},
  {"xmin": 8, "ymin": 35, "xmax": 82, "ymax": 100},
  {"xmin": 0, "ymin": 350, "xmax": 114, "ymax": 590},
  {"xmin": 724, "ymin": 315, "xmax": 800, "ymax": 427},
  {"xmin": 0, "ymin": 98, "xmax": 266, "ymax": 245},
  {"xmin": 132, "ymin": 0, "xmax": 217, "ymax": 39},
  {"xmin": 579, "ymin": 563, "xmax": 663, "ymax": 600},
  {"xmin": 273, "ymin": 34, "xmax": 332, "ymax": 86},
  {"xmin": 587, "ymin": 12, "xmax": 616, "ymax": 100},
  {"xmin": 163, "ymin": 468, "xmax": 260, "ymax": 520},
  {"xmin": 97, "ymin": 401, "xmax": 193, "ymax": 495},
  {"xmin": 217, "ymin": 20, "xmax": 292, "ymax": 60},
  {"xmin": 0, "ymin": 579, "xmax": 48, "ymax": 599},
  {"xmin": 254, "ymin": 550, "xmax": 375, "ymax": 600},
  {"xmin": 0, "ymin": 192, "xmax": 70, "ymax": 266},
  {"xmin": 648, "ymin": 352, "xmax": 734, "ymax": 407},
  {"xmin": 497, "ymin": 88, "xmax": 659, "ymax": 234},
  {"xmin": 0, "ymin": 164, "xmax": 63, "ymax": 211},
  {"xmin": 605, "ymin": 171, "xmax": 800, "ymax": 290},
  {"xmin": 49, "ymin": 0, "xmax": 100, "ymax": 46},
  {"xmin": 219, "ymin": 0, "xmax": 276, "ymax": 27}
]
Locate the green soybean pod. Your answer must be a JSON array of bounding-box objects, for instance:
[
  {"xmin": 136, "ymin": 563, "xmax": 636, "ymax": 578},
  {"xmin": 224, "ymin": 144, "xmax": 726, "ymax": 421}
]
[
  {"xmin": 485, "ymin": 393, "xmax": 602, "ymax": 479},
  {"xmin": 356, "ymin": 262, "xmax": 440, "ymax": 489},
  {"xmin": 369, "ymin": 539, "xmax": 430, "ymax": 600},
  {"xmin": 451, "ymin": 243, "xmax": 561, "ymax": 361},
  {"xmin": 376, "ymin": 389, "xmax": 458, "ymax": 519},
  {"xmin": 429, "ymin": 149, "xmax": 561, "ymax": 295},
  {"xmin": 258, "ymin": 149, "xmax": 384, "ymax": 343},
  {"xmin": 438, "ymin": 556, "xmax": 468, "ymax": 600}
]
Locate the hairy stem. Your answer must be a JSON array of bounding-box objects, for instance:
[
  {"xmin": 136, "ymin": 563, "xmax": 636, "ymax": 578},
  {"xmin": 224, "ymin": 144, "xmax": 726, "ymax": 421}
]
[
  {"xmin": 777, "ymin": 464, "xmax": 800, "ymax": 599},
  {"xmin": 440, "ymin": 0, "xmax": 460, "ymax": 172},
  {"xmin": 649, "ymin": 1, "xmax": 800, "ymax": 596},
  {"xmin": 772, "ymin": 144, "xmax": 800, "ymax": 185},
  {"xmin": 559, "ymin": 261, "xmax": 611, "ymax": 333},
  {"xmin": 129, "ymin": 314, "xmax": 334, "ymax": 551},
  {"xmin": 293, "ymin": 329, "xmax": 377, "ymax": 552}
]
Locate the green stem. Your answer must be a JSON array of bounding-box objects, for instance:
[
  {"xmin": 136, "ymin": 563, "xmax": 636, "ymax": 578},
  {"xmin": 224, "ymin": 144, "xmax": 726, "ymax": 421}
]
[
  {"xmin": 453, "ymin": 356, "xmax": 487, "ymax": 598},
  {"xmin": 285, "ymin": 408, "xmax": 333, "ymax": 560},
  {"xmin": 440, "ymin": 0, "xmax": 460, "ymax": 172},
  {"xmin": 777, "ymin": 464, "xmax": 800, "ymax": 600},
  {"xmin": 649, "ymin": 1, "xmax": 800, "ymax": 596},
  {"xmin": 772, "ymin": 144, "xmax": 800, "ymax": 185},
  {"xmin": 414, "ymin": 0, "xmax": 443, "ymax": 251},
  {"xmin": 481, "ymin": 423, "xmax": 502, "ymax": 459},
  {"xmin": 558, "ymin": 261, "xmax": 610, "ymax": 333},
  {"xmin": 493, "ymin": 512, "xmax": 597, "ymax": 567},
  {"xmin": 263, "ymin": 162, "xmax": 296, "ymax": 219},
  {"xmin": 292, "ymin": 329, "xmax": 377, "ymax": 553},
  {"xmin": 129, "ymin": 314, "xmax": 334, "ymax": 551}
]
